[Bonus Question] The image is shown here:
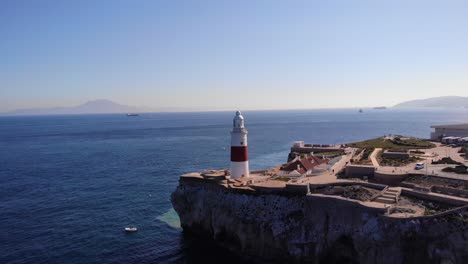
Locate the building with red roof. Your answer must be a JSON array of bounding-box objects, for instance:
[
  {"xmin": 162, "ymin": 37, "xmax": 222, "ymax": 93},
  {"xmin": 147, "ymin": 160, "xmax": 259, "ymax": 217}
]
[{"xmin": 279, "ymin": 156, "xmax": 329, "ymax": 177}]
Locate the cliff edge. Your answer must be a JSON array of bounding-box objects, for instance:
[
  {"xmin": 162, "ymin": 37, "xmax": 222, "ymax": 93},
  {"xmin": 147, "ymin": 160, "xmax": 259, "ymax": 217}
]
[{"xmin": 172, "ymin": 179, "xmax": 468, "ymax": 264}]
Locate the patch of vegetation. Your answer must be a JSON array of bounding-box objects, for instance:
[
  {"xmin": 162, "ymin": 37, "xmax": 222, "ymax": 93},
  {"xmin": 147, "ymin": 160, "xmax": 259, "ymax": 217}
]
[
  {"xmin": 361, "ymin": 148, "xmax": 373, "ymax": 160},
  {"xmin": 353, "ymin": 148, "xmax": 374, "ymax": 165},
  {"xmin": 313, "ymin": 185, "xmax": 379, "ymax": 201},
  {"xmin": 402, "ymin": 196, "xmax": 458, "ymax": 215},
  {"xmin": 316, "ymin": 151, "xmax": 344, "ymax": 157},
  {"xmin": 272, "ymin": 177, "xmax": 291, "ymax": 182},
  {"xmin": 459, "ymin": 147, "xmax": 468, "ymax": 158},
  {"xmin": 432, "ymin": 157, "xmax": 462, "ymax": 165},
  {"xmin": 392, "ymin": 207, "xmax": 416, "ymax": 214},
  {"xmin": 335, "ymin": 168, "xmax": 346, "ymax": 178},
  {"xmin": 403, "ymin": 175, "xmax": 467, "ymax": 190},
  {"xmin": 379, "ymin": 156, "xmax": 421, "ymax": 166},
  {"xmin": 392, "ymin": 137, "xmax": 435, "ymax": 148},
  {"xmin": 442, "ymin": 166, "xmax": 468, "ymax": 174},
  {"xmin": 422, "ymin": 201, "xmax": 458, "ymax": 215},
  {"xmin": 349, "ymin": 137, "xmax": 435, "ymax": 150},
  {"xmin": 341, "ymin": 186, "xmax": 378, "ymax": 201}
]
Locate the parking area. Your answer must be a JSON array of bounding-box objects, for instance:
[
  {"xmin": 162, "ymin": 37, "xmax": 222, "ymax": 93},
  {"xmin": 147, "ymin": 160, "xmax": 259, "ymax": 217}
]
[{"xmin": 377, "ymin": 144, "xmax": 467, "ymax": 180}]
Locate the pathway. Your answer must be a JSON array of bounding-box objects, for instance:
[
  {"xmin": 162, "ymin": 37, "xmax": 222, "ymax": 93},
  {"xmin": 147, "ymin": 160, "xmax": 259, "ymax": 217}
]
[{"xmin": 369, "ymin": 148, "xmax": 382, "ymax": 167}]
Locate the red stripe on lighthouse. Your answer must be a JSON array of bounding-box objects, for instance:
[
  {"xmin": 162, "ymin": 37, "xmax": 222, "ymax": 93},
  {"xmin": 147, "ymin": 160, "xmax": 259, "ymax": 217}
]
[{"xmin": 231, "ymin": 146, "xmax": 248, "ymax": 162}]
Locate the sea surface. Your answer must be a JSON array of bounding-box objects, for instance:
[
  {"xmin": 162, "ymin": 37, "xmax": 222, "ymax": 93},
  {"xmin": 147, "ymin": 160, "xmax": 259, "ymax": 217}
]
[{"xmin": 1, "ymin": 108, "xmax": 467, "ymax": 264}]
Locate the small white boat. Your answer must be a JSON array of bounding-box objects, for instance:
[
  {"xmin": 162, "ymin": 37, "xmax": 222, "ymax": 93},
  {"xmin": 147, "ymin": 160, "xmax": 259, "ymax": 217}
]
[{"xmin": 124, "ymin": 227, "xmax": 138, "ymax": 232}]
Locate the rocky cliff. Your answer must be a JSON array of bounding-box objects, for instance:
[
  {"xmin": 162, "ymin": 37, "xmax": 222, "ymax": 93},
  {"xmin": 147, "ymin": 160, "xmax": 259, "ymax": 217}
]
[{"xmin": 171, "ymin": 180, "xmax": 468, "ymax": 264}]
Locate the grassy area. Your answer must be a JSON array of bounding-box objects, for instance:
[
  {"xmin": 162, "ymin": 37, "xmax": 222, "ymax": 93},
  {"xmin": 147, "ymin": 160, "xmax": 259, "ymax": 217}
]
[{"xmin": 349, "ymin": 137, "xmax": 435, "ymax": 150}]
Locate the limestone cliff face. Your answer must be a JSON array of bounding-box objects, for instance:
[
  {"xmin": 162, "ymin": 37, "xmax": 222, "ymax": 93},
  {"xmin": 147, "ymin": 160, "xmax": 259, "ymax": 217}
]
[{"xmin": 171, "ymin": 181, "xmax": 468, "ymax": 264}]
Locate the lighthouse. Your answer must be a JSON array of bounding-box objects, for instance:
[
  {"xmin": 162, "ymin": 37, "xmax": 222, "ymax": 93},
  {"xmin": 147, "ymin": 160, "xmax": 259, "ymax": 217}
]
[{"xmin": 230, "ymin": 111, "xmax": 249, "ymax": 178}]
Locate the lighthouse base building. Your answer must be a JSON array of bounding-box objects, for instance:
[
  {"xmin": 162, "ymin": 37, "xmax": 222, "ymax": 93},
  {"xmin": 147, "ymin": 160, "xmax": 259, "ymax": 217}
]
[{"xmin": 230, "ymin": 111, "xmax": 249, "ymax": 178}]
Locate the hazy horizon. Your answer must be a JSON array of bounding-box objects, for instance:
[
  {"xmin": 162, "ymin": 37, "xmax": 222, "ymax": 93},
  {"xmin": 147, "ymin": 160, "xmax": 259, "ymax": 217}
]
[
  {"xmin": 0, "ymin": 98, "xmax": 396, "ymax": 115},
  {"xmin": 2, "ymin": 1, "xmax": 468, "ymax": 112}
]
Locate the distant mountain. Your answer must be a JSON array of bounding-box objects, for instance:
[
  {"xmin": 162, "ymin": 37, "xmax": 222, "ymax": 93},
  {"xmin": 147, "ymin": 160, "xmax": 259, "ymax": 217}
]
[
  {"xmin": 394, "ymin": 96, "xmax": 468, "ymax": 108},
  {"xmin": 2, "ymin": 99, "xmax": 154, "ymax": 116}
]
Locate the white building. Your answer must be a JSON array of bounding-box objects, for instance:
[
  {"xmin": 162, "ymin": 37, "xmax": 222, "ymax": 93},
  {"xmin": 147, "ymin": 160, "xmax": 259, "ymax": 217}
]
[
  {"xmin": 430, "ymin": 124, "xmax": 468, "ymax": 140},
  {"xmin": 441, "ymin": 136, "xmax": 461, "ymax": 144},
  {"xmin": 292, "ymin": 141, "xmax": 305, "ymax": 148},
  {"xmin": 459, "ymin": 137, "xmax": 468, "ymax": 146}
]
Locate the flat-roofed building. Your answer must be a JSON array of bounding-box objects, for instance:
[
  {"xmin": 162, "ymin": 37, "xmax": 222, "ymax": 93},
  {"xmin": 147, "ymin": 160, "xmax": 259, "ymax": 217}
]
[
  {"xmin": 431, "ymin": 124, "xmax": 468, "ymax": 140},
  {"xmin": 441, "ymin": 136, "xmax": 461, "ymax": 144}
]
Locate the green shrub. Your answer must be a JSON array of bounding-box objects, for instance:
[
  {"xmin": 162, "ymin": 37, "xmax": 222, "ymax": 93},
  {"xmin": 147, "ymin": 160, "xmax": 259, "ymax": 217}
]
[
  {"xmin": 432, "ymin": 157, "xmax": 462, "ymax": 165},
  {"xmin": 442, "ymin": 166, "xmax": 468, "ymax": 174}
]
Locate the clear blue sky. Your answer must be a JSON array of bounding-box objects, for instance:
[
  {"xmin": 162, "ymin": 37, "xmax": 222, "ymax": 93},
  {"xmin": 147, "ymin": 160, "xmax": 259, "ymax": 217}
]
[{"xmin": 1, "ymin": 0, "xmax": 468, "ymax": 111}]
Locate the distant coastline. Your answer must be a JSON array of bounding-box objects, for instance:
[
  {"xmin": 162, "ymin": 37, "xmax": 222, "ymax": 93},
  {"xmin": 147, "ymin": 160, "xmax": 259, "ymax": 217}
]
[
  {"xmin": 394, "ymin": 96, "xmax": 468, "ymax": 108},
  {"xmin": 4, "ymin": 96, "xmax": 468, "ymax": 116},
  {"xmin": 0, "ymin": 99, "xmax": 196, "ymax": 116}
]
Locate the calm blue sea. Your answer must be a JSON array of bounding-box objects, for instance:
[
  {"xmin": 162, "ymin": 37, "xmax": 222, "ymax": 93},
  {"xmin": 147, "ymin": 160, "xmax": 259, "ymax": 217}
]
[{"xmin": 1, "ymin": 108, "xmax": 467, "ymax": 264}]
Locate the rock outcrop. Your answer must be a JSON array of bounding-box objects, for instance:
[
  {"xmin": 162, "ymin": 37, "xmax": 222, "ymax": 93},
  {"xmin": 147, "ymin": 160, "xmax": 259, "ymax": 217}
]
[{"xmin": 171, "ymin": 180, "xmax": 468, "ymax": 264}]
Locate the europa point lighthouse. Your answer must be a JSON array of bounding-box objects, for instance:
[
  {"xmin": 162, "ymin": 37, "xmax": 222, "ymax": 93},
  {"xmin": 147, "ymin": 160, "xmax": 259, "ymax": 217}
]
[{"xmin": 230, "ymin": 111, "xmax": 249, "ymax": 178}]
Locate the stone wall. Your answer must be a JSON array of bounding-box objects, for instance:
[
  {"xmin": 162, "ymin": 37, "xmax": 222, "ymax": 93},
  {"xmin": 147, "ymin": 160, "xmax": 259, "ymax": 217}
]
[
  {"xmin": 284, "ymin": 184, "xmax": 308, "ymax": 195},
  {"xmin": 309, "ymin": 181, "xmax": 386, "ymax": 191},
  {"xmin": 382, "ymin": 150, "xmax": 410, "ymax": 159},
  {"xmin": 373, "ymin": 171, "xmax": 408, "ymax": 185},
  {"xmin": 399, "ymin": 182, "xmax": 416, "ymax": 189},
  {"xmin": 345, "ymin": 165, "xmax": 375, "ymax": 178}
]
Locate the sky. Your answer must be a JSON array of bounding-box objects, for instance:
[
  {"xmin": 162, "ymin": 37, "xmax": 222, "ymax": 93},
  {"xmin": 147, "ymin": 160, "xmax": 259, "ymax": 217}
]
[{"xmin": 1, "ymin": 0, "xmax": 468, "ymax": 112}]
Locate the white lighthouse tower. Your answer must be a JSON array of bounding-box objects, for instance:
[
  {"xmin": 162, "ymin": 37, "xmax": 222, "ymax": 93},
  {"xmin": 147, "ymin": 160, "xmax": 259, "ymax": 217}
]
[{"xmin": 230, "ymin": 111, "xmax": 249, "ymax": 178}]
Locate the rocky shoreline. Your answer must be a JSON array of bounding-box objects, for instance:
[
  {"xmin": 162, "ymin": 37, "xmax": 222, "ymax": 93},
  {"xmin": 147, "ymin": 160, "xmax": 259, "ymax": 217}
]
[{"xmin": 172, "ymin": 179, "xmax": 468, "ymax": 264}]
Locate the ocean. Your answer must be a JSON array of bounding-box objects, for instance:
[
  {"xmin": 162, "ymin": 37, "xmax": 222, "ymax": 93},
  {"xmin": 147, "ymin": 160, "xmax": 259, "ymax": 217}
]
[{"xmin": 1, "ymin": 108, "xmax": 467, "ymax": 264}]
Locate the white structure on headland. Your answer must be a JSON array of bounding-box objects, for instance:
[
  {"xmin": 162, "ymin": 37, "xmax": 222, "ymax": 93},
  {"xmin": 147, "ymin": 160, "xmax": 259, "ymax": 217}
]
[
  {"xmin": 230, "ymin": 111, "xmax": 249, "ymax": 178},
  {"xmin": 431, "ymin": 124, "xmax": 468, "ymax": 140}
]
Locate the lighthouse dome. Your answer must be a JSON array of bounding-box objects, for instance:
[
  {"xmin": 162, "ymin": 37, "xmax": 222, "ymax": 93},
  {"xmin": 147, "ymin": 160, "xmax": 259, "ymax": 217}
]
[{"xmin": 233, "ymin": 110, "xmax": 245, "ymax": 128}]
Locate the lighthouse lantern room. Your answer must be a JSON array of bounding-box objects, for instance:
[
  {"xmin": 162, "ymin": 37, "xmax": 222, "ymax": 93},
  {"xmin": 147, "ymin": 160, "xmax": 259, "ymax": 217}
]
[{"xmin": 230, "ymin": 111, "xmax": 249, "ymax": 178}]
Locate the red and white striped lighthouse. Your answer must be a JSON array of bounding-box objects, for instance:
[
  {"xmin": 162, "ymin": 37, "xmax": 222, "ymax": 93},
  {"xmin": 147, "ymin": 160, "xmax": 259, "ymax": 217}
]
[{"xmin": 230, "ymin": 111, "xmax": 249, "ymax": 178}]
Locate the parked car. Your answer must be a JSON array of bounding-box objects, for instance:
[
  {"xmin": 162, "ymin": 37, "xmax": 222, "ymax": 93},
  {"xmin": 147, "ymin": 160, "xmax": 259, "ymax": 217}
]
[{"xmin": 415, "ymin": 163, "xmax": 425, "ymax": 170}]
